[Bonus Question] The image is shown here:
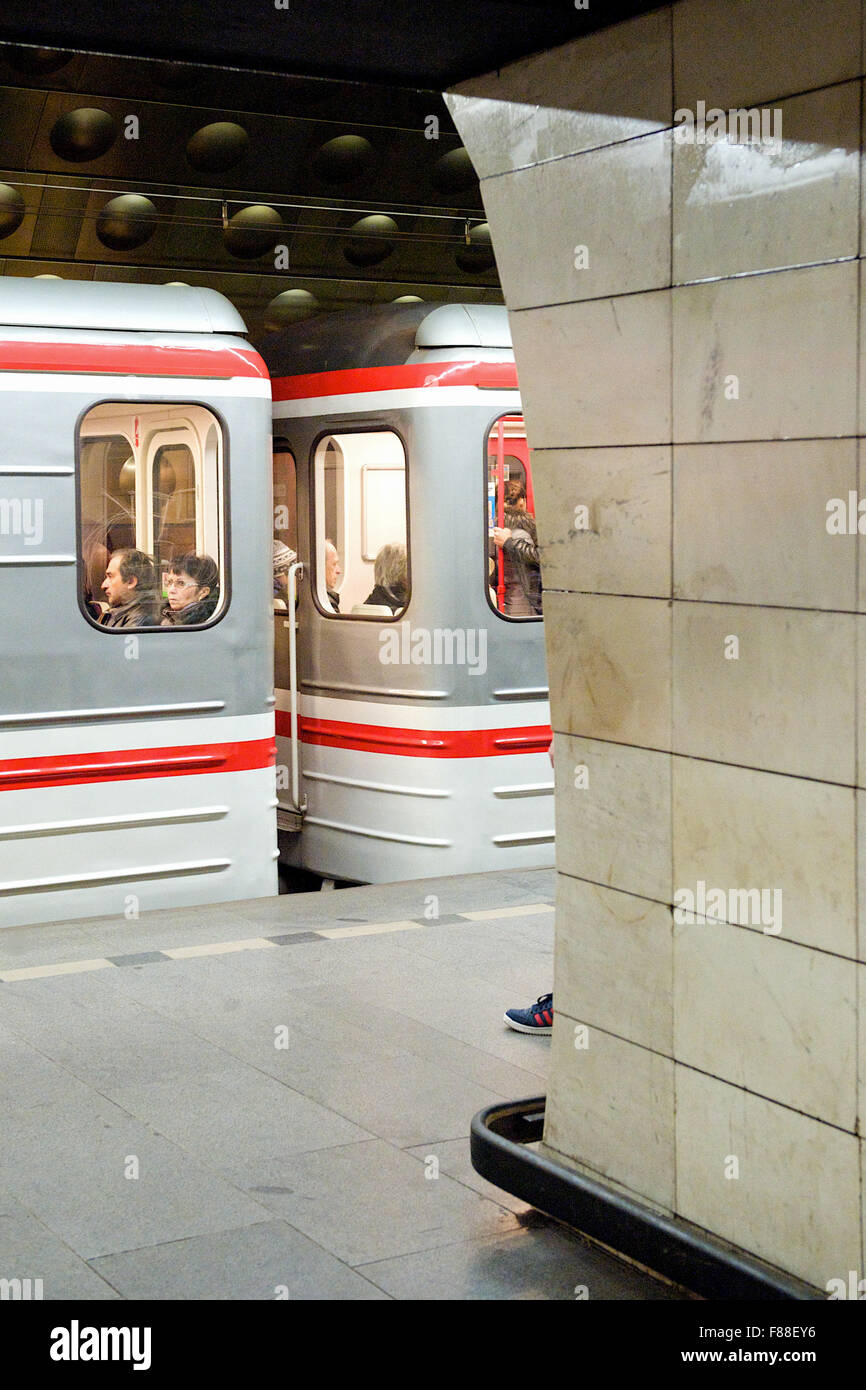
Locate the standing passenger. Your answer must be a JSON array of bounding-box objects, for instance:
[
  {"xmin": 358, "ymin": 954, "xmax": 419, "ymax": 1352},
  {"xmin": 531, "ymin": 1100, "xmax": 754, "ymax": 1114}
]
[{"xmin": 490, "ymin": 481, "xmax": 542, "ymax": 616}]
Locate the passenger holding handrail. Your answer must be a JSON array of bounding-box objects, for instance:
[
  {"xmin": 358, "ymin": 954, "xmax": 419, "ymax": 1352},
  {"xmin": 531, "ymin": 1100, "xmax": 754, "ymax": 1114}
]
[{"xmin": 490, "ymin": 480, "xmax": 542, "ymax": 617}]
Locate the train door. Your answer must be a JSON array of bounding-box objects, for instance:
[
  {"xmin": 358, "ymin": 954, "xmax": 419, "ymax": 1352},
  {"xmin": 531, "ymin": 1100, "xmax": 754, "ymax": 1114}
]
[{"xmin": 272, "ymin": 437, "xmax": 304, "ymax": 827}]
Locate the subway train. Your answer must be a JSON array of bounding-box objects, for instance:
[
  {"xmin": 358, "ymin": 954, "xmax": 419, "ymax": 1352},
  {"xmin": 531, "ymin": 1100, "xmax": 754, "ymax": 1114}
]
[
  {"xmin": 263, "ymin": 300, "xmax": 553, "ymax": 884},
  {"xmin": 0, "ymin": 281, "xmax": 552, "ymax": 930}
]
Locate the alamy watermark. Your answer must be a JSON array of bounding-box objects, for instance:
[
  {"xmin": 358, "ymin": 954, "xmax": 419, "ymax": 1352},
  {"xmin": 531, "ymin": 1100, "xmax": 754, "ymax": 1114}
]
[
  {"xmin": 379, "ymin": 622, "xmax": 487, "ymax": 676},
  {"xmin": 673, "ymin": 880, "xmax": 782, "ymax": 935},
  {"xmin": 674, "ymin": 100, "xmax": 782, "ymax": 146},
  {"xmin": 0, "ymin": 1277, "xmax": 43, "ymax": 1299},
  {"xmin": 0, "ymin": 497, "xmax": 43, "ymax": 545}
]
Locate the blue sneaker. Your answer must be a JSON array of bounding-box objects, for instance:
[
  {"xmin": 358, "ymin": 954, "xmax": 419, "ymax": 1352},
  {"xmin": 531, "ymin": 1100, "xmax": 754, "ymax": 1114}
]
[{"xmin": 504, "ymin": 993, "xmax": 553, "ymax": 1034}]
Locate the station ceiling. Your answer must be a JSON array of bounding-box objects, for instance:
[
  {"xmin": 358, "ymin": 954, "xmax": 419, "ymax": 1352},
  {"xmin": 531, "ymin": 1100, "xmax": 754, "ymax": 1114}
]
[{"xmin": 0, "ymin": 2, "xmax": 660, "ymax": 339}]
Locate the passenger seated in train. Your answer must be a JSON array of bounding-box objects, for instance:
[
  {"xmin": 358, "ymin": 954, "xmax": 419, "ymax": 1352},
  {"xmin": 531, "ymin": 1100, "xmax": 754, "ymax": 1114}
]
[
  {"xmin": 364, "ymin": 542, "xmax": 408, "ymax": 613},
  {"xmin": 324, "ymin": 539, "xmax": 341, "ymax": 611},
  {"xmin": 273, "ymin": 539, "xmax": 297, "ymax": 611},
  {"xmin": 489, "ymin": 481, "xmax": 542, "ymax": 617},
  {"xmin": 99, "ymin": 549, "xmax": 162, "ymax": 628},
  {"xmin": 161, "ymin": 554, "xmax": 220, "ymax": 626}
]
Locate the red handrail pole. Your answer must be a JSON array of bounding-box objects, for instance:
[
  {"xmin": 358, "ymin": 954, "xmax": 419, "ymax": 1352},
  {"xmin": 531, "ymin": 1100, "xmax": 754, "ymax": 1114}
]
[{"xmin": 496, "ymin": 419, "xmax": 505, "ymax": 609}]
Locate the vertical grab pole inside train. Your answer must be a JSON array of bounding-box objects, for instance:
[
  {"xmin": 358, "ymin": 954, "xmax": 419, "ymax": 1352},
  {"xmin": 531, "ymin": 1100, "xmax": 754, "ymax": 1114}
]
[
  {"xmin": 495, "ymin": 418, "xmax": 505, "ymax": 610},
  {"xmin": 287, "ymin": 559, "xmax": 306, "ymax": 812}
]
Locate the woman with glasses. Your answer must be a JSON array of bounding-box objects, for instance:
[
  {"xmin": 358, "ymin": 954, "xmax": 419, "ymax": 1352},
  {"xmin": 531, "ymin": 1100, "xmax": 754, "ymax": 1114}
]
[{"xmin": 161, "ymin": 553, "xmax": 220, "ymax": 626}]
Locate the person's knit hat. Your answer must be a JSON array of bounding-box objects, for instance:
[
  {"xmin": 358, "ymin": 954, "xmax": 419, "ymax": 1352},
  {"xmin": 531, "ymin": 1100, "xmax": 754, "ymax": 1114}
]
[{"xmin": 273, "ymin": 539, "xmax": 297, "ymax": 573}]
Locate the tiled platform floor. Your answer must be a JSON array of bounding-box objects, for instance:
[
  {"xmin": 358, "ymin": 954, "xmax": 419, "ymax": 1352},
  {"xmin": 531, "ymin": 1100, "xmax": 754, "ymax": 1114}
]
[{"xmin": 0, "ymin": 869, "xmax": 682, "ymax": 1300}]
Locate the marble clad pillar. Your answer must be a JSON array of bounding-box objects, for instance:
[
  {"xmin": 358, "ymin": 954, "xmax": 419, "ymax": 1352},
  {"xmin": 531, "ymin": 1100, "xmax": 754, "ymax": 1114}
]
[{"xmin": 446, "ymin": 0, "xmax": 866, "ymax": 1289}]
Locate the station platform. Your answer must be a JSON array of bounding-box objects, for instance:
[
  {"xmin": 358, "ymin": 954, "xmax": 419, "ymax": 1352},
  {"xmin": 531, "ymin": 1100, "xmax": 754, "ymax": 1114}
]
[{"xmin": 0, "ymin": 869, "xmax": 682, "ymax": 1301}]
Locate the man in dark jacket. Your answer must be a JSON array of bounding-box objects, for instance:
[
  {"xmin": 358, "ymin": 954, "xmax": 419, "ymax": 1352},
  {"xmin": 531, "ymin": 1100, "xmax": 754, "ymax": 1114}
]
[{"xmin": 99, "ymin": 550, "xmax": 161, "ymax": 627}]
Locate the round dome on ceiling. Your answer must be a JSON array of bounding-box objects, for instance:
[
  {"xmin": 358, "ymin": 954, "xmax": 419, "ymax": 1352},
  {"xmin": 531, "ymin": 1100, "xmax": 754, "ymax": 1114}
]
[
  {"xmin": 223, "ymin": 204, "xmax": 284, "ymax": 259},
  {"xmin": 455, "ymin": 221, "xmax": 495, "ymax": 274},
  {"xmin": 186, "ymin": 122, "xmax": 249, "ymax": 173},
  {"xmin": 343, "ymin": 214, "xmax": 397, "ymax": 268},
  {"xmin": 312, "ymin": 134, "xmax": 374, "ymax": 184},
  {"xmin": 50, "ymin": 108, "xmax": 117, "ymax": 163},
  {"xmin": 429, "ymin": 146, "xmax": 476, "ymax": 194},
  {"xmin": 96, "ymin": 194, "xmax": 158, "ymax": 251},
  {"xmin": 392, "ymin": 295, "xmax": 424, "ymax": 303},
  {"xmin": 0, "ymin": 184, "xmax": 25, "ymax": 239},
  {"xmin": 264, "ymin": 289, "xmax": 320, "ymax": 330}
]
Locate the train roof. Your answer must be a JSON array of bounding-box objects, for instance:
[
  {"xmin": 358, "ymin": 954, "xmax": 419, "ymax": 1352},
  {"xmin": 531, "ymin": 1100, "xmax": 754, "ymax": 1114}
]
[
  {"xmin": 0, "ymin": 278, "xmax": 247, "ymax": 334},
  {"xmin": 256, "ymin": 302, "xmax": 511, "ymax": 377}
]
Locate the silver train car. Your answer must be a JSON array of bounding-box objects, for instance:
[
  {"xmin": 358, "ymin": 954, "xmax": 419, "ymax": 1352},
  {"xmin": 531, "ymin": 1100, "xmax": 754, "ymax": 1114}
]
[
  {"xmin": 0, "ymin": 279, "xmax": 277, "ymax": 930},
  {"xmin": 262, "ymin": 302, "xmax": 554, "ymax": 884}
]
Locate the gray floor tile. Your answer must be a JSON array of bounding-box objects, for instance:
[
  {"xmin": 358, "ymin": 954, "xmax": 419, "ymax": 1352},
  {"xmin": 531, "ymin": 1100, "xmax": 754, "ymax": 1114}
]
[
  {"xmin": 232, "ymin": 1139, "xmax": 521, "ymax": 1266},
  {"xmin": 0, "ymin": 1096, "xmax": 271, "ymax": 1261},
  {"xmin": 0, "ymin": 979, "xmax": 236, "ymax": 1091},
  {"xmin": 406, "ymin": 1138, "xmax": 537, "ymax": 1216},
  {"xmin": 89, "ymin": 1220, "xmax": 390, "ymax": 1300},
  {"xmin": 357, "ymin": 1225, "xmax": 683, "ymax": 1300},
  {"xmin": 258, "ymin": 1049, "xmax": 506, "ymax": 1150},
  {"xmin": 0, "ymin": 1191, "xmax": 122, "ymax": 1300},
  {"xmin": 106, "ymin": 1065, "xmax": 374, "ymax": 1176}
]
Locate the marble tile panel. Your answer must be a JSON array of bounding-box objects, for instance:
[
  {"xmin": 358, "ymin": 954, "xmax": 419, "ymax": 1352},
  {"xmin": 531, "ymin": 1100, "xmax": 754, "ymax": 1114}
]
[
  {"xmin": 674, "ymin": 81, "xmax": 860, "ymax": 282},
  {"xmin": 534, "ymin": 444, "xmax": 671, "ymax": 598},
  {"xmin": 545, "ymin": 1015, "xmax": 675, "ymax": 1209},
  {"xmin": 445, "ymin": 9, "xmax": 672, "ymax": 175},
  {"xmin": 850, "ymin": 617, "xmax": 866, "ymax": 788},
  {"xmin": 673, "ymin": 918, "xmax": 857, "ymax": 1128},
  {"xmin": 857, "ymin": 440, "xmax": 866, "ymax": 613},
  {"xmin": 481, "ymin": 129, "xmax": 671, "ymax": 309},
  {"xmin": 675, "ymin": 1064, "xmax": 860, "ymax": 1289},
  {"xmin": 554, "ymin": 733, "xmax": 671, "ymax": 902},
  {"xmin": 554, "ymin": 872, "xmax": 673, "ymax": 1054},
  {"xmin": 674, "ymin": 755, "xmax": 856, "ymax": 957},
  {"xmin": 673, "ymin": 439, "xmax": 857, "ymax": 610},
  {"xmin": 510, "ymin": 291, "xmax": 671, "ymax": 450},
  {"xmin": 545, "ymin": 591, "xmax": 672, "ymax": 749},
  {"xmin": 673, "ymin": 262, "xmax": 858, "ymax": 443},
  {"xmin": 673, "ymin": 0, "xmax": 861, "ymax": 110},
  {"xmin": 672, "ymin": 602, "xmax": 856, "ymax": 783}
]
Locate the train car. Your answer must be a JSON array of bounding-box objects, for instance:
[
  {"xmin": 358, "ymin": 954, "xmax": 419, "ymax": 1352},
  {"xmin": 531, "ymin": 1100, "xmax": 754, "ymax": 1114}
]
[
  {"xmin": 261, "ymin": 302, "xmax": 554, "ymax": 884},
  {"xmin": 0, "ymin": 279, "xmax": 277, "ymax": 930}
]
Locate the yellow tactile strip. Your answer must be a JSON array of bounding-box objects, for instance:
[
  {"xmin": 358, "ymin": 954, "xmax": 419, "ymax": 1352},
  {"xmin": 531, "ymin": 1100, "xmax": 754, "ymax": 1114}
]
[{"xmin": 0, "ymin": 903, "xmax": 554, "ymax": 983}]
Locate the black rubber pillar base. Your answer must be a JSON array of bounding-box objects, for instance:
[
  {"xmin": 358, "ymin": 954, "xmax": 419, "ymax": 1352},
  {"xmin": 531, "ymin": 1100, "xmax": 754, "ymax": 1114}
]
[{"xmin": 471, "ymin": 1097, "xmax": 822, "ymax": 1301}]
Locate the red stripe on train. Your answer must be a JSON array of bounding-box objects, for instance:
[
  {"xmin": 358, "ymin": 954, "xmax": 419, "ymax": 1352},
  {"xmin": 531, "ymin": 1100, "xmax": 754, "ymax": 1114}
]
[
  {"xmin": 0, "ymin": 342, "xmax": 269, "ymax": 379},
  {"xmin": 271, "ymin": 360, "xmax": 519, "ymax": 401},
  {"xmin": 277, "ymin": 713, "xmax": 550, "ymax": 758},
  {"xmin": 0, "ymin": 738, "xmax": 275, "ymax": 792}
]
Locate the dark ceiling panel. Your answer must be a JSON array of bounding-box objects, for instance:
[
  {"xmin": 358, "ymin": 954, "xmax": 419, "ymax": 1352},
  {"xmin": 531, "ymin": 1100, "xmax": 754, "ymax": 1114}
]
[{"xmin": 0, "ymin": 1, "xmax": 665, "ymax": 87}]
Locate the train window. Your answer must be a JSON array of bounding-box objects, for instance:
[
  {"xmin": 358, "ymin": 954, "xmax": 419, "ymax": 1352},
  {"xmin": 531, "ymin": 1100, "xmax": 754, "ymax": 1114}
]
[
  {"xmin": 77, "ymin": 402, "xmax": 227, "ymax": 629},
  {"xmin": 487, "ymin": 413, "xmax": 542, "ymax": 619},
  {"xmin": 313, "ymin": 430, "xmax": 409, "ymax": 618}
]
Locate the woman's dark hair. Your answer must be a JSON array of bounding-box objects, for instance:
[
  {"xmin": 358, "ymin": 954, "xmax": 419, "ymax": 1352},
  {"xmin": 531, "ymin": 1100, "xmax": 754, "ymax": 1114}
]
[
  {"xmin": 168, "ymin": 553, "xmax": 220, "ymax": 595},
  {"xmin": 504, "ymin": 479, "xmax": 526, "ymax": 508}
]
